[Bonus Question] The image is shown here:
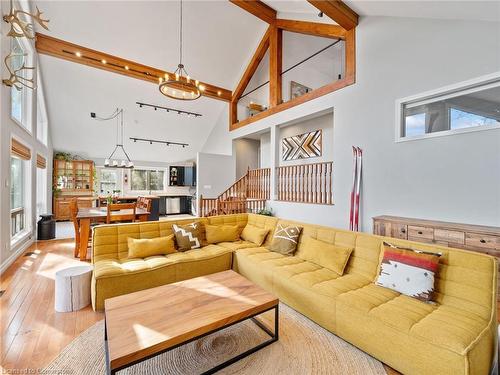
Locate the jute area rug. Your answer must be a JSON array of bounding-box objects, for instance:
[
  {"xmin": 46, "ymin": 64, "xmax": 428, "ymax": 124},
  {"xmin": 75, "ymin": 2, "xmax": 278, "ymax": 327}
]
[{"xmin": 43, "ymin": 303, "xmax": 386, "ymax": 375}]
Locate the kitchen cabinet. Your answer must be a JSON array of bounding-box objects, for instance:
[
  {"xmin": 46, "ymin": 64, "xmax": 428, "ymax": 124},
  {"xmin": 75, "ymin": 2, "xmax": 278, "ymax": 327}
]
[{"xmin": 169, "ymin": 166, "xmax": 196, "ymax": 186}]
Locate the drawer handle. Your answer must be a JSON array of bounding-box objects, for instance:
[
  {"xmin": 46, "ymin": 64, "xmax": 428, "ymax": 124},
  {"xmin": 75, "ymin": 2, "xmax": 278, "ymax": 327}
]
[
  {"xmin": 401, "ymin": 229, "xmax": 406, "ymax": 233},
  {"xmin": 480, "ymin": 239, "xmax": 486, "ymax": 243},
  {"xmin": 417, "ymin": 231, "xmax": 423, "ymax": 235}
]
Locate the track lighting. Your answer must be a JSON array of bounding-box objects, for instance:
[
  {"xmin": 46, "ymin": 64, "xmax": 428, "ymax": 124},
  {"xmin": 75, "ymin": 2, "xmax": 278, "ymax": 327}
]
[{"xmin": 136, "ymin": 102, "xmax": 201, "ymax": 117}]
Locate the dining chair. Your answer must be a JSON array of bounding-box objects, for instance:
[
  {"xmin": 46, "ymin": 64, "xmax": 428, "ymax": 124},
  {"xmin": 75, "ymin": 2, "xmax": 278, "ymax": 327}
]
[
  {"xmin": 137, "ymin": 197, "xmax": 152, "ymax": 211},
  {"xmin": 106, "ymin": 203, "xmax": 137, "ymax": 224}
]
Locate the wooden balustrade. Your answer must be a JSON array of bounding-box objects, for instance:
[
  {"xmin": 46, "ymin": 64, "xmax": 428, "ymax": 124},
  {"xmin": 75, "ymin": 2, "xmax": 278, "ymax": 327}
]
[
  {"xmin": 198, "ymin": 196, "xmax": 267, "ymax": 217},
  {"xmin": 198, "ymin": 163, "xmax": 333, "ymax": 217},
  {"xmin": 247, "ymin": 167, "xmax": 271, "ymax": 200},
  {"xmin": 277, "ymin": 162, "xmax": 333, "ymax": 205}
]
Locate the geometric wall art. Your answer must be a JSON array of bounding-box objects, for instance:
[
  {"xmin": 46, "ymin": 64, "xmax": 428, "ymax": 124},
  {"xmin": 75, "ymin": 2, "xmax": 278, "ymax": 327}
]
[{"xmin": 282, "ymin": 129, "xmax": 322, "ymax": 161}]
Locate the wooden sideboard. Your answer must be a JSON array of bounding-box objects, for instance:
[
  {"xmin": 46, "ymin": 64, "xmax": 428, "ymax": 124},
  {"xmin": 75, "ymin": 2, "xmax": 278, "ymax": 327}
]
[
  {"xmin": 373, "ymin": 215, "xmax": 500, "ymax": 298},
  {"xmin": 54, "ymin": 196, "xmax": 93, "ymax": 221}
]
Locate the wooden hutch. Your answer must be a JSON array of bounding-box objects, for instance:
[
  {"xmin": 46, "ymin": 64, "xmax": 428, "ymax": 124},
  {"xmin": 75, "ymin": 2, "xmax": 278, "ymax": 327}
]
[{"xmin": 53, "ymin": 159, "xmax": 95, "ymax": 220}]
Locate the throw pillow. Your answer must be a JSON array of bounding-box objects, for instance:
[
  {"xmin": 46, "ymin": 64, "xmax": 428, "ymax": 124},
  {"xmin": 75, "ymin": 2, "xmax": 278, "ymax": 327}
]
[
  {"xmin": 172, "ymin": 222, "xmax": 202, "ymax": 251},
  {"xmin": 376, "ymin": 242, "xmax": 442, "ymax": 302},
  {"xmin": 205, "ymin": 224, "xmax": 240, "ymax": 244},
  {"xmin": 241, "ymin": 224, "xmax": 270, "ymax": 246},
  {"xmin": 269, "ymin": 223, "xmax": 303, "ymax": 255},
  {"xmin": 299, "ymin": 237, "xmax": 353, "ymax": 275},
  {"xmin": 127, "ymin": 235, "xmax": 176, "ymax": 258}
]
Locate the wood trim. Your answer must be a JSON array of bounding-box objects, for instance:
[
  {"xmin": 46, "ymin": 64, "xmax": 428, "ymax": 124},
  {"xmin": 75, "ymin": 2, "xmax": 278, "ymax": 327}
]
[
  {"xmin": 35, "ymin": 33, "xmax": 232, "ymax": 102},
  {"xmin": 233, "ymin": 27, "xmax": 271, "ymax": 100},
  {"xmin": 276, "ymin": 19, "xmax": 346, "ymax": 40},
  {"xmin": 231, "ymin": 71, "xmax": 354, "ymax": 131},
  {"xmin": 36, "ymin": 154, "xmax": 47, "ymax": 169},
  {"xmin": 11, "ymin": 138, "xmax": 31, "ymax": 160},
  {"xmin": 229, "ymin": 0, "xmax": 277, "ymax": 24},
  {"xmin": 269, "ymin": 24, "xmax": 282, "ymax": 107},
  {"xmin": 307, "ymin": 0, "xmax": 359, "ymax": 31},
  {"xmin": 345, "ymin": 28, "xmax": 356, "ymax": 79}
]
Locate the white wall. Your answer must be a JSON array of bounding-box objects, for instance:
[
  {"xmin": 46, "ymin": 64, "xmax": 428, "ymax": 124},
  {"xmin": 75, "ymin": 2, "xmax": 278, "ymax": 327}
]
[
  {"xmin": 234, "ymin": 138, "xmax": 260, "ymax": 178},
  {"xmin": 202, "ymin": 16, "xmax": 500, "ymax": 231},
  {"xmin": 1, "ymin": 0, "xmax": 54, "ymax": 273},
  {"xmin": 260, "ymin": 132, "xmax": 271, "ymax": 168},
  {"xmin": 196, "ymin": 152, "xmax": 236, "ymax": 200}
]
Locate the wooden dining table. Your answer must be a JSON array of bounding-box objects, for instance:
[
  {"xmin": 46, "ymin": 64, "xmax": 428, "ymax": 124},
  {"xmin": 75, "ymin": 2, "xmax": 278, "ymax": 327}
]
[{"xmin": 76, "ymin": 207, "xmax": 150, "ymax": 261}]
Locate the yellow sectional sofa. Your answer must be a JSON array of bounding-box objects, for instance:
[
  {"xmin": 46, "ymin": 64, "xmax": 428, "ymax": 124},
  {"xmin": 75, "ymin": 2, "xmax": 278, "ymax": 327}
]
[{"xmin": 91, "ymin": 213, "xmax": 497, "ymax": 375}]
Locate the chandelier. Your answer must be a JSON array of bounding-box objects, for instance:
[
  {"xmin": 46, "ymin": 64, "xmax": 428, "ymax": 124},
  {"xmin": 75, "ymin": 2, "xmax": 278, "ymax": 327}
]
[
  {"xmin": 159, "ymin": 0, "xmax": 203, "ymax": 100},
  {"xmin": 91, "ymin": 109, "xmax": 134, "ymax": 169}
]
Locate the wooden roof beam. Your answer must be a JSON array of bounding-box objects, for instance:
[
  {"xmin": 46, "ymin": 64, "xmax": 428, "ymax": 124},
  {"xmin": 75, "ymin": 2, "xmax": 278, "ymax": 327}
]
[
  {"xmin": 307, "ymin": 0, "xmax": 358, "ymax": 31},
  {"xmin": 276, "ymin": 19, "xmax": 347, "ymax": 40},
  {"xmin": 229, "ymin": 0, "xmax": 277, "ymax": 24},
  {"xmin": 35, "ymin": 33, "xmax": 232, "ymax": 102},
  {"xmin": 232, "ymin": 26, "xmax": 271, "ymax": 100}
]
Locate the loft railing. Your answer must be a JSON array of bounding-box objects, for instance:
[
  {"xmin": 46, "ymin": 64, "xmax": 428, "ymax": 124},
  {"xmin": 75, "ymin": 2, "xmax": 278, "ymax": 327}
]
[
  {"xmin": 11, "ymin": 207, "xmax": 25, "ymax": 237},
  {"xmin": 277, "ymin": 161, "xmax": 333, "ymax": 205}
]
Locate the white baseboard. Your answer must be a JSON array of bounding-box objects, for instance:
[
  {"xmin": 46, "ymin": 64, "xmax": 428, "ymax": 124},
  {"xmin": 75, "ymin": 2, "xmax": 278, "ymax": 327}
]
[{"xmin": 0, "ymin": 238, "xmax": 34, "ymax": 275}]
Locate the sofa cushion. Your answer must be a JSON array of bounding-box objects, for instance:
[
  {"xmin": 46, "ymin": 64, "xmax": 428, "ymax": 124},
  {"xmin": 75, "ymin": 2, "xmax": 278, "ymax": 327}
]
[
  {"xmin": 299, "ymin": 236, "xmax": 353, "ymax": 276},
  {"xmin": 206, "ymin": 224, "xmax": 240, "ymax": 244},
  {"xmin": 173, "ymin": 222, "xmax": 202, "ymax": 251},
  {"xmin": 127, "ymin": 235, "xmax": 176, "ymax": 258},
  {"xmin": 269, "ymin": 223, "xmax": 303, "ymax": 255},
  {"xmin": 241, "ymin": 224, "xmax": 269, "ymax": 246},
  {"xmin": 376, "ymin": 243, "xmax": 441, "ymax": 302},
  {"xmin": 246, "ymin": 214, "xmax": 278, "ymax": 247}
]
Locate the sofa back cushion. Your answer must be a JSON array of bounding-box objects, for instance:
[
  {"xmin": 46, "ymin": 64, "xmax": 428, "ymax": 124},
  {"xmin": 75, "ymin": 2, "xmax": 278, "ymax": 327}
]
[
  {"xmin": 207, "ymin": 213, "xmax": 248, "ymax": 235},
  {"xmin": 92, "ymin": 217, "xmax": 209, "ymax": 262}
]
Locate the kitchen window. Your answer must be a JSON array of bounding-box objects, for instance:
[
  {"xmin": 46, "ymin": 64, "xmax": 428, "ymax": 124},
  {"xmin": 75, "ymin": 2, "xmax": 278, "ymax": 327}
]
[
  {"xmin": 99, "ymin": 169, "xmax": 121, "ymax": 194},
  {"xmin": 397, "ymin": 74, "xmax": 500, "ymax": 141},
  {"xmin": 131, "ymin": 169, "xmax": 164, "ymax": 191}
]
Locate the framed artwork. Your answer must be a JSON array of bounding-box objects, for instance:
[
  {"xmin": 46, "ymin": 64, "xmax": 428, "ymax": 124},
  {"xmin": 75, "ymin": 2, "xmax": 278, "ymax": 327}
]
[
  {"xmin": 290, "ymin": 81, "xmax": 312, "ymax": 100},
  {"xmin": 282, "ymin": 129, "xmax": 322, "ymax": 161}
]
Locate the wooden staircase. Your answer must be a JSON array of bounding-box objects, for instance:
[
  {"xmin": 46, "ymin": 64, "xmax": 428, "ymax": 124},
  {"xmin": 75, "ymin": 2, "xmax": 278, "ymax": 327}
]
[{"xmin": 199, "ymin": 167, "xmax": 270, "ymax": 217}]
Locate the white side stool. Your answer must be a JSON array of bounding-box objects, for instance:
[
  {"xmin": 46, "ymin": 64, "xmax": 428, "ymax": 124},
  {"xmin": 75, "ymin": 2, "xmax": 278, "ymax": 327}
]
[{"xmin": 55, "ymin": 265, "xmax": 93, "ymax": 312}]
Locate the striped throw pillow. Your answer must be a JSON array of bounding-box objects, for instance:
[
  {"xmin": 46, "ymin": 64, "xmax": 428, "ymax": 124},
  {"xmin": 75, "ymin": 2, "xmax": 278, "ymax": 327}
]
[{"xmin": 376, "ymin": 242, "xmax": 441, "ymax": 302}]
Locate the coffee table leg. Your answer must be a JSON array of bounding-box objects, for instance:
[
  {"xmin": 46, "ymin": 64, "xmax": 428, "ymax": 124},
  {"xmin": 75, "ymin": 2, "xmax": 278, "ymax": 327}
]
[
  {"xmin": 104, "ymin": 318, "xmax": 114, "ymax": 375},
  {"xmin": 202, "ymin": 304, "xmax": 279, "ymax": 375}
]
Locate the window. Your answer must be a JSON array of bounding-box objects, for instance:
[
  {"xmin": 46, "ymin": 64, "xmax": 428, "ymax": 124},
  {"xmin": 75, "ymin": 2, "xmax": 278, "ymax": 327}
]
[
  {"xmin": 36, "ymin": 167, "xmax": 47, "ymax": 217},
  {"xmin": 11, "ymin": 157, "xmax": 26, "ymax": 238},
  {"xmin": 10, "ymin": 38, "xmax": 33, "ymax": 131},
  {"xmin": 131, "ymin": 169, "xmax": 164, "ymax": 191},
  {"xmin": 36, "ymin": 71, "xmax": 48, "ymax": 145},
  {"xmin": 397, "ymin": 74, "xmax": 500, "ymax": 141},
  {"xmin": 99, "ymin": 169, "xmax": 121, "ymax": 194}
]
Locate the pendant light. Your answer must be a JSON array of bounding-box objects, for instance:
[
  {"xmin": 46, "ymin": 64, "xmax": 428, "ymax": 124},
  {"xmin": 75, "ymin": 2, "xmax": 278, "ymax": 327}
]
[{"xmin": 159, "ymin": 0, "xmax": 203, "ymax": 100}]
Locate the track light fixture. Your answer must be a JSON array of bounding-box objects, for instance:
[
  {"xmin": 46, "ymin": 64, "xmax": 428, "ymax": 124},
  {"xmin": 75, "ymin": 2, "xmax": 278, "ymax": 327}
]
[
  {"xmin": 130, "ymin": 137, "xmax": 188, "ymax": 148},
  {"xmin": 135, "ymin": 101, "xmax": 202, "ymax": 117}
]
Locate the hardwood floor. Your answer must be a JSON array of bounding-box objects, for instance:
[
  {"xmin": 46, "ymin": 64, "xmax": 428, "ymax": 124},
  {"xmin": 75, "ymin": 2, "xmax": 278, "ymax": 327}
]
[
  {"xmin": 1, "ymin": 239, "xmax": 103, "ymax": 371},
  {"xmin": 1, "ymin": 239, "xmax": 497, "ymax": 373}
]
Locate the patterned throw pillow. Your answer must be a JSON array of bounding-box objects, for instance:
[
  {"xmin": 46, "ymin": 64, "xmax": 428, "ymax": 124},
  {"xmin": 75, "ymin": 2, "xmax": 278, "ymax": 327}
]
[
  {"xmin": 172, "ymin": 222, "xmax": 202, "ymax": 251},
  {"xmin": 376, "ymin": 242, "xmax": 441, "ymax": 302},
  {"xmin": 268, "ymin": 224, "xmax": 303, "ymax": 255}
]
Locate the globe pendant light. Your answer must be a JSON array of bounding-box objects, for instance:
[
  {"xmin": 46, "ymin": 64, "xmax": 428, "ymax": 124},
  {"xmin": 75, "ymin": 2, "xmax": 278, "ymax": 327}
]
[{"xmin": 159, "ymin": 0, "xmax": 203, "ymax": 100}]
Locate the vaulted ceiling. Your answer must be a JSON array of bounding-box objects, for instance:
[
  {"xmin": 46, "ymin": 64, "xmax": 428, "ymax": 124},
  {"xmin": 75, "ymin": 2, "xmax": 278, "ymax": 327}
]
[{"xmin": 37, "ymin": 1, "xmax": 499, "ymax": 163}]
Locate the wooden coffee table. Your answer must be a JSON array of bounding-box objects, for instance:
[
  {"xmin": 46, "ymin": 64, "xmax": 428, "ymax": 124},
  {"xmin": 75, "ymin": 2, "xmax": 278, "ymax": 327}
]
[{"xmin": 104, "ymin": 270, "xmax": 279, "ymax": 374}]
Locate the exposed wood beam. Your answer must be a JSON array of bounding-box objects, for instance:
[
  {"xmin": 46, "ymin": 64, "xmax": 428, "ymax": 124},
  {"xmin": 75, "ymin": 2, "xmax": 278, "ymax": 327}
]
[
  {"xmin": 232, "ymin": 26, "xmax": 271, "ymax": 101},
  {"xmin": 229, "ymin": 0, "xmax": 277, "ymax": 23},
  {"xmin": 276, "ymin": 19, "xmax": 346, "ymax": 40},
  {"xmin": 269, "ymin": 25, "xmax": 282, "ymax": 107},
  {"xmin": 35, "ymin": 33, "xmax": 232, "ymax": 102},
  {"xmin": 345, "ymin": 28, "xmax": 356, "ymax": 79},
  {"xmin": 307, "ymin": 1, "xmax": 358, "ymax": 31}
]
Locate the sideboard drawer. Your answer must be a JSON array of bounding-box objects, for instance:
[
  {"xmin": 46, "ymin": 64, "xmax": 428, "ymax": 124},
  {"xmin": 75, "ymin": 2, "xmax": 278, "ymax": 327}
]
[
  {"xmin": 408, "ymin": 226, "xmax": 434, "ymax": 240},
  {"xmin": 434, "ymin": 229, "xmax": 465, "ymax": 244},
  {"xmin": 465, "ymin": 233, "xmax": 500, "ymax": 250}
]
